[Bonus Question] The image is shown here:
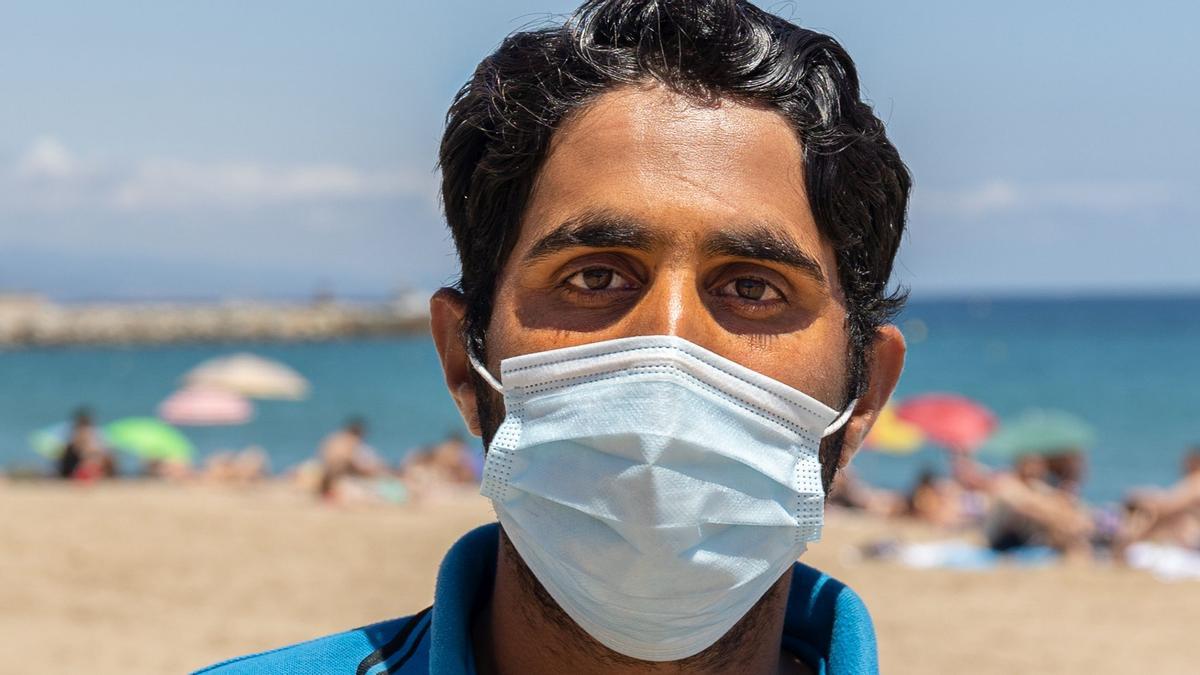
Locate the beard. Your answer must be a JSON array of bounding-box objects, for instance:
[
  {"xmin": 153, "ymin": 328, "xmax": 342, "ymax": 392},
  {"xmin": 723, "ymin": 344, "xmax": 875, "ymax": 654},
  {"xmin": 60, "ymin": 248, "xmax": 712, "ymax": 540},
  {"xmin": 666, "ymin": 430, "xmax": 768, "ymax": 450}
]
[{"xmin": 496, "ymin": 527, "xmax": 792, "ymax": 670}]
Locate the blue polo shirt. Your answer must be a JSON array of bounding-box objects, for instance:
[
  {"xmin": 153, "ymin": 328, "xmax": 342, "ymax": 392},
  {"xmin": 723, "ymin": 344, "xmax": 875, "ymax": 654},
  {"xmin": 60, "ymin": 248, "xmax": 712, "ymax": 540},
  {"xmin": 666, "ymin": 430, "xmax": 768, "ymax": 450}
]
[{"xmin": 195, "ymin": 523, "xmax": 877, "ymax": 674}]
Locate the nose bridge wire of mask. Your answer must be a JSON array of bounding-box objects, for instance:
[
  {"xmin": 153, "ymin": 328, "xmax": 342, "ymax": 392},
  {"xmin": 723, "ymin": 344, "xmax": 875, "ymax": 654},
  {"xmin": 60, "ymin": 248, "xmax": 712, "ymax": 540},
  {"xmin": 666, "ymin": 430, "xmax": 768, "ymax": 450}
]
[{"xmin": 467, "ymin": 343, "xmax": 857, "ymax": 439}]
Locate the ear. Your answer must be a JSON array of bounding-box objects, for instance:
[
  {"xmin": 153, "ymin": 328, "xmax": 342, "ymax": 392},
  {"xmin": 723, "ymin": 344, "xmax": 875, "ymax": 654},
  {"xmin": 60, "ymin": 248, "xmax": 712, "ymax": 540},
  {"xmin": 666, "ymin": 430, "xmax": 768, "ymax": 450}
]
[
  {"xmin": 837, "ymin": 324, "xmax": 906, "ymax": 469},
  {"xmin": 430, "ymin": 288, "xmax": 483, "ymax": 437}
]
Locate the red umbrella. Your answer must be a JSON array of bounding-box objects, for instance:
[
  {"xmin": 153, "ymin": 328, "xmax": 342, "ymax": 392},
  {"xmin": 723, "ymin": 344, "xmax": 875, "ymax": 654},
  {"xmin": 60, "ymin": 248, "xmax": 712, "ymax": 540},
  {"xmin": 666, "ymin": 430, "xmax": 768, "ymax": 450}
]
[{"xmin": 894, "ymin": 393, "xmax": 997, "ymax": 453}]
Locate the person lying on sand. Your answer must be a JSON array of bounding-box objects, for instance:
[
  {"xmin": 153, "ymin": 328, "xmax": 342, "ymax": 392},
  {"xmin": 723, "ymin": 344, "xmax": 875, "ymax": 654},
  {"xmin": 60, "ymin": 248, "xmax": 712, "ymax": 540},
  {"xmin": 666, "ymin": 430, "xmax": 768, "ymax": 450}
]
[
  {"xmin": 1116, "ymin": 447, "xmax": 1200, "ymax": 555},
  {"xmin": 196, "ymin": 447, "xmax": 271, "ymax": 485},
  {"xmin": 827, "ymin": 467, "xmax": 906, "ymax": 518}
]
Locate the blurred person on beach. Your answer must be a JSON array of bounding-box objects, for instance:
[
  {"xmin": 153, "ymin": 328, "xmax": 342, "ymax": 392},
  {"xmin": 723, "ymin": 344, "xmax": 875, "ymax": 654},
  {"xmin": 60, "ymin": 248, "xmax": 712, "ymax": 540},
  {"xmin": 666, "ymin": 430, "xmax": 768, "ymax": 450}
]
[
  {"xmin": 57, "ymin": 408, "xmax": 116, "ymax": 481},
  {"xmin": 430, "ymin": 433, "xmax": 478, "ymax": 485},
  {"xmin": 906, "ymin": 467, "xmax": 970, "ymax": 529},
  {"xmin": 1044, "ymin": 449, "xmax": 1087, "ymax": 496},
  {"xmin": 955, "ymin": 451, "xmax": 1094, "ymax": 561},
  {"xmin": 400, "ymin": 433, "xmax": 480, "ymax": 501},
  {"xmin": 198, "ymin": 1, "xmax": 911, "ymax": 673},
  {"xmin": 1116, "ymin": 447, "xmax": 1200, "ymax": 554},
  {"xmin": 827, "ymin": 467, "xmax": 906, "ymax": 518},
  {"xmin": 316, "ymin": 417, "xmax": 385, "ymax": 500},
  {"xmin": 196, "ymin": 446, "xmax": 271, "ymax": 485}
]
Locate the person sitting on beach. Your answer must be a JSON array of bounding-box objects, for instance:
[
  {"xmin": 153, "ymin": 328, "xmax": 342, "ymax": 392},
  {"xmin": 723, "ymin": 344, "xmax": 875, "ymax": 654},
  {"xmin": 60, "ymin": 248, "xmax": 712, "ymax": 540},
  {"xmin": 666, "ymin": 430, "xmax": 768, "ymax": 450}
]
[
  {"xmin": 58, "ymin": 409, "xmax": 116, "ymax": 481},
  {"xmin": 976, "ymin": 453, "xmax": 1094, "ymax": 560},
  {"xmin": 198, "ymin": 2, "xmax": 911, "ymax": 672},
  {"xmin": 316, "ymin": 417, "xmax": 384, "ymax": 499}
]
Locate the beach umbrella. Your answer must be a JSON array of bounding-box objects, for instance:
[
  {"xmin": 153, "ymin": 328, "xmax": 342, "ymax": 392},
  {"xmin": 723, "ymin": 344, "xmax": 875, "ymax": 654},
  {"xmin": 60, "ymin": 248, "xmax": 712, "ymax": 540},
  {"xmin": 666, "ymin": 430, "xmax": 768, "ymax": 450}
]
[
  {"xmin": 895, "ymin": 393, "xmax": 997, "ymax": 453},
  {"xmin": 103, "ymin": 417, "xmax": 194, "ymax": 463},
  {"xmin": 183, "ymin": 352, "xmax": 309, "ymax": 400},
  {"xmin": 863, "ymin": 404, "xmax": 925, "ymax": 455},
  {"xmin": 980, "ymin": 409, "xmax": 1095, "ymax": 459},
  {"xmin": 158, "ymin": 386, "xmax": 253, "ymax": 426}
]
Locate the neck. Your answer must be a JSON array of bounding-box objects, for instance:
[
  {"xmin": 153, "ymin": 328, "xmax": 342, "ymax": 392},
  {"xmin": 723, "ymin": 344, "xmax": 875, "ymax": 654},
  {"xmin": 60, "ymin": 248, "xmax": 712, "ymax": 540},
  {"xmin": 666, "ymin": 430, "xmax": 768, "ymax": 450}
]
[{"xmin": 472, "ymin": 529, "xmax": 803, "ymax": 675}]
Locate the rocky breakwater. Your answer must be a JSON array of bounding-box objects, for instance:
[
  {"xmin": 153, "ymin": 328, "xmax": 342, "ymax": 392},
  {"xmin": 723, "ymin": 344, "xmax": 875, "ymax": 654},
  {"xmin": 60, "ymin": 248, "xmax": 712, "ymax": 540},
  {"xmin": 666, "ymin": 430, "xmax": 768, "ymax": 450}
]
[{"xmin": 0, "ymin": 294, "xmax": 430, "ymax": 347}]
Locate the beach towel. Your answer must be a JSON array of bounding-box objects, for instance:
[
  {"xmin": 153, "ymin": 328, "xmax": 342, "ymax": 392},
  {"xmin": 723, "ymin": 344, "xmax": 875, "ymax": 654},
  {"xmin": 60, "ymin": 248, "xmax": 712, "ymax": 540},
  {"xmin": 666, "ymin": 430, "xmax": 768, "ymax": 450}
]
[{"xmin": 1125, "ymin": 542, "xmax": 1200, "ymax": 581}]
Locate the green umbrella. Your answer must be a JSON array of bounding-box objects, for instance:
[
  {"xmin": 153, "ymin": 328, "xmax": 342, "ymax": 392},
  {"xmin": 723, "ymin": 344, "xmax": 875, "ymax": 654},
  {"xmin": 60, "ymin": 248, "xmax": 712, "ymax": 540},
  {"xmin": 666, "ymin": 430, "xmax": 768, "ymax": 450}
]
[
  {"xmin": 980, "ymin": 409, "xmax": 1095, "ymax": 458},
  {"xmin": 103, "ymin": 417, "xmax": 194, "ymax": 463}
]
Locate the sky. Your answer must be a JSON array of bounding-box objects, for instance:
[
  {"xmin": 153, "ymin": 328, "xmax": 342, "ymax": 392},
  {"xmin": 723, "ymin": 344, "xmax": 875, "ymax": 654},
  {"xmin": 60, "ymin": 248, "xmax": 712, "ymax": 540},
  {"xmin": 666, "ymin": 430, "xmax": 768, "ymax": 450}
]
[{"xmin": 1, "ymin": 0, "xmax": 1197, "ymax": 301}]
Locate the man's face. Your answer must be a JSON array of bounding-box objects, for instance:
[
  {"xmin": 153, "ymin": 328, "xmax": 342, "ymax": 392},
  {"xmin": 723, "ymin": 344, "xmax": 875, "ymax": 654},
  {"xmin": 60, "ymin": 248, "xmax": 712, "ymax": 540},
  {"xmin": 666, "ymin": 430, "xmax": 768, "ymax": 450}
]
[
  {"xmin": 434, "ymin": 83, "xmax": 904, "ymax": 474},
  {"xmin": 487, "ymin": 84, "xmax": 852, "ymax": 412}
]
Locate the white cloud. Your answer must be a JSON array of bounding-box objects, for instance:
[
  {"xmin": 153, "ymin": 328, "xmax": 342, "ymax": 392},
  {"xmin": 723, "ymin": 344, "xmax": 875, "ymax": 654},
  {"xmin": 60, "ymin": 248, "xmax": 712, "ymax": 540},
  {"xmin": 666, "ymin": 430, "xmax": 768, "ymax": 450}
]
[
  {"xmin": 915, "ymin": 179, "xmax": 1178, "ymax": 218},
  {"xmin": 918, "ymin": 180, "xmax": 1019, "ymax": 217},
  {"xmin": 1, "ymin": 136, "xmax": 437, "ymax": 214},
  {"xmin": 15, "ymin": 136, "xmax": 85, "ymax": 180},
  {"xmin": 110, "ymin": 159, "xmax": 430, "ymax": 210}
]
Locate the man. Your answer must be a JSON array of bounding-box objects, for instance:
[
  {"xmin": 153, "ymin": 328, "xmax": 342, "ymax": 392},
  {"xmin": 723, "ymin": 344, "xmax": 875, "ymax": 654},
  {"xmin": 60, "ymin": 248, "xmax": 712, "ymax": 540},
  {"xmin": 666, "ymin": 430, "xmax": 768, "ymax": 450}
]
[{"xmin": 197, "ymin": 1, "xmax": 908, "ymax": 672}]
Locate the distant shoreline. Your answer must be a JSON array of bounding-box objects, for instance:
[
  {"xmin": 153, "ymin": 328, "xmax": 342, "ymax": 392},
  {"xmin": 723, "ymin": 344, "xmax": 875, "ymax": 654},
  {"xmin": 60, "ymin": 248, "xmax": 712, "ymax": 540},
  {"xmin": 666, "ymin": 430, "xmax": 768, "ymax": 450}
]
[
  {"xmin": 0, "ymin": 294, "xmax": 430, "ymax": 347},
  {"xmin": 4, "ymin": 290, "xmax": 1198, "ymax": 348}
]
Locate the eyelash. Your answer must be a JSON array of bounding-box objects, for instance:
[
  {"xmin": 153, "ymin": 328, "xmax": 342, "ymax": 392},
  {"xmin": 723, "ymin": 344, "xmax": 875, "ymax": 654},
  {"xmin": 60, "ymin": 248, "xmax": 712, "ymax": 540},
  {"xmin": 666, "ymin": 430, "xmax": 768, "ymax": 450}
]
[{"xmin": 561, "ymin": 265, "xmax": 787, "ymax": 307}]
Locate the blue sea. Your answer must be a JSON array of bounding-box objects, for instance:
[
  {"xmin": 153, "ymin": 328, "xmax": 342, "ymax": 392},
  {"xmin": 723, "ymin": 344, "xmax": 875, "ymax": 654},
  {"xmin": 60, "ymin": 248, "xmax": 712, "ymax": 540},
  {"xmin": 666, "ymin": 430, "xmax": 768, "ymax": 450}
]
[{"xmin": 1, "ymin": 295, "xmax": 1197, "ymax": 503}]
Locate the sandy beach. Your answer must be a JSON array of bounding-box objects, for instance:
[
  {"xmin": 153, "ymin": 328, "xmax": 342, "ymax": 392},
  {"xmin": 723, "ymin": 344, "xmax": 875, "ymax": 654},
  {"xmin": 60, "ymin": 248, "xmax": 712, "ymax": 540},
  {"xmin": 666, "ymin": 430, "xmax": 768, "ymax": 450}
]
[{"xmin": 0, "ymin": 481, "xmax": 1195, "ymax": 675}]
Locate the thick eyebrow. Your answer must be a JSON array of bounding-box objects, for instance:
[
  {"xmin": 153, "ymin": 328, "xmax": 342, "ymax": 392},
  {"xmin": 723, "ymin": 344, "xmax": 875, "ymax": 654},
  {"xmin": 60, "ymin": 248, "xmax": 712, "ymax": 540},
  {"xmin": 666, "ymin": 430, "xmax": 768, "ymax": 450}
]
[
  {"xmin": 523, "ymin": 211, "xmax": 661, "ymax": 263},
  {"xmin": 703, "ymin": 226, "xmax": 827, "ymax": 286}
]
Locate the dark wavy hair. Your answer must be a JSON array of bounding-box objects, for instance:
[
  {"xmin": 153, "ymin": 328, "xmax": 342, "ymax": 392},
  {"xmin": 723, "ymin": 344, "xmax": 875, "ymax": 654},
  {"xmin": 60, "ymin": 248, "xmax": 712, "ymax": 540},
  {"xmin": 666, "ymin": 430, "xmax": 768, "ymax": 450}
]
[{"xmin": 440, "ymin": 0, "xmax": 910, "ymax": 401}]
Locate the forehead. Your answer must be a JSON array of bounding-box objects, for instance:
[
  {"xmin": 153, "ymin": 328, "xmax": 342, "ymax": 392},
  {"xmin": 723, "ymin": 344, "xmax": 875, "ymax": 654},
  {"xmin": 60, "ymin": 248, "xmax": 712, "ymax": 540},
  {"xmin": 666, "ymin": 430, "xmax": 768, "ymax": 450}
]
[{"xmin": 518, "ymin": 84, "xmax": 828, "ymax": 260}]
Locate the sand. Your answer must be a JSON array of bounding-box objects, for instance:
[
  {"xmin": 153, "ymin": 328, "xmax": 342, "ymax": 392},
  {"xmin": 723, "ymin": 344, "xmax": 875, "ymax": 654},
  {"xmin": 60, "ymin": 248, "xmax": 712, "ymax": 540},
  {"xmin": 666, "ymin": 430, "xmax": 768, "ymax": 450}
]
[{"xmin": 0, "ymin": 481, "xmax": 1195, "ymax": 674}]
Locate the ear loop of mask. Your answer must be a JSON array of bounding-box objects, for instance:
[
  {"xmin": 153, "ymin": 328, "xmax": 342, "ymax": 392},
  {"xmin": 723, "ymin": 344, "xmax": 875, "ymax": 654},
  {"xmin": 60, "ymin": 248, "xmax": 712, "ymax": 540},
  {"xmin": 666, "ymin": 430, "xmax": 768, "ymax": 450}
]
[
  {"xmin": 821, "ymin": 399, "xmax": 857, "ymax": 438},
  {"xmin": 467, "ymin": 348, "xmax": 504, "ymax": 394}
]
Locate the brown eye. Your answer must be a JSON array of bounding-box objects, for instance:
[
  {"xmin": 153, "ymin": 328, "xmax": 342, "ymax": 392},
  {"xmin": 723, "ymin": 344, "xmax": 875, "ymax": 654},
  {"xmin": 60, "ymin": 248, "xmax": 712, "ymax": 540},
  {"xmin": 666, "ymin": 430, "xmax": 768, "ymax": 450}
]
[
  {"xmin": 736, "ymin": 278, "xmax": 766, "ymax": 300},
  {"xmin": 582, "ymin": 268, "xmax": 613, "ymax": 290},
  {"xmin": 566, "ymin": 267, "xmax": 633, "ymax": 291},
  {"xmin": 717, "ymin": 277, "xmax": 782, "ymax": 302}
]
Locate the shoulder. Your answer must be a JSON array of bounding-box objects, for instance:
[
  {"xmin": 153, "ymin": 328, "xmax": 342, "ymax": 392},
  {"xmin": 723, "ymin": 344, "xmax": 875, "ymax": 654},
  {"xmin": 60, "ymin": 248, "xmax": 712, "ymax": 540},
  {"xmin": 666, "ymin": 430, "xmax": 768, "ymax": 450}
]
[
  {"xmin": 193, "ymin": 607, "xmax": 432, "ymax": 675},
  {"xmin": 786, "ymin": 563, "xmax": 877, "ymax": 674}
]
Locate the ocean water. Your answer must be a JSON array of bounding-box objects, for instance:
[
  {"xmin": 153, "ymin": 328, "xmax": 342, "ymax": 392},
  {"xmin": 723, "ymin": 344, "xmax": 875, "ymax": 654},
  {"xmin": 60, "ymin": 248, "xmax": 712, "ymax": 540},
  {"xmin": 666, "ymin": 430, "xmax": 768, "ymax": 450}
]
[{"xmin": 1, "ymin": 295, "xmax": 1197, "ymax": 503}]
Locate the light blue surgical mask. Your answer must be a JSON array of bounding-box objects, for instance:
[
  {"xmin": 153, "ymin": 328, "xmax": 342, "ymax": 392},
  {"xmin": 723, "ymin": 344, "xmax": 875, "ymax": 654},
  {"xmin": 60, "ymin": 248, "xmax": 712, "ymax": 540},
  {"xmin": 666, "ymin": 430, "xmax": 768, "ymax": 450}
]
[{"xmin": 470, "ymin": 335, "xmax": 855, "ymax": 662}]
